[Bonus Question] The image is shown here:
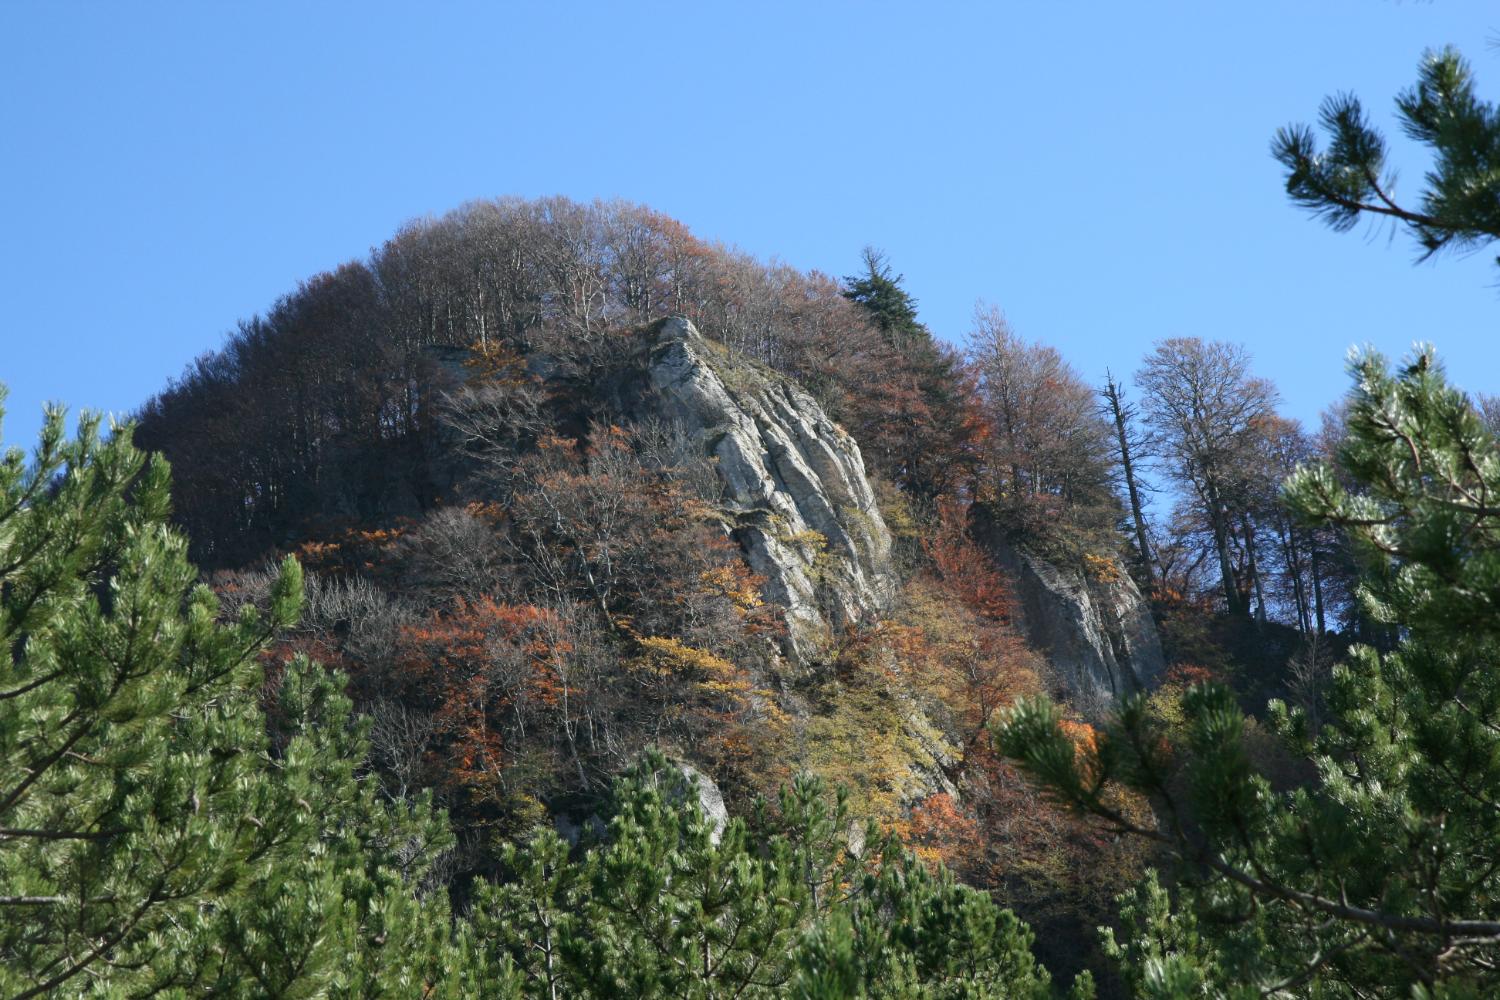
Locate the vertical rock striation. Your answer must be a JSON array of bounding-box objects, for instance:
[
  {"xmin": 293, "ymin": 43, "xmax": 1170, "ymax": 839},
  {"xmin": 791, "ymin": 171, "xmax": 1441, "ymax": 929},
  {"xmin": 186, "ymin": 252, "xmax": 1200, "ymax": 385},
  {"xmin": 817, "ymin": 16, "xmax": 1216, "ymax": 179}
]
[
  {"xmin": 642, "ymin": 318, "xmax": 897, "ymax": 662},
  {"xmin": 973, "ymin": 508, "xmax": 1165, "ymax": 712}
]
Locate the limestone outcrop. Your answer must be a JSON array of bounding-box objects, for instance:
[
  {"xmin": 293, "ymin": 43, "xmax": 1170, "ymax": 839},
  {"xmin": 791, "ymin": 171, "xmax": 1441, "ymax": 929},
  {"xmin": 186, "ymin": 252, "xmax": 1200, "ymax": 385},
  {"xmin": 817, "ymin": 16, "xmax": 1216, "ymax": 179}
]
[
  {"xmin": 973, "ymin": 509, "xmax": 1165, "ymax": 712},
  {"xmin": 640, "ymin": 318, "xmax": 898, "ymax": 661}
]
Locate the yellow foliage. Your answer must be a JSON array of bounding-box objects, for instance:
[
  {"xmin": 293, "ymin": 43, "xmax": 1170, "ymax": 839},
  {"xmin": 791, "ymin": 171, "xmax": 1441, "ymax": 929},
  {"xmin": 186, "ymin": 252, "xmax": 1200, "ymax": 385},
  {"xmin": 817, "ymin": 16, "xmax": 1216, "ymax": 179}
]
[
  {"xmin": 698, "ymin": 565, "xmax": 763, "ymax": 613},
  {"xmin": 801, "ymin": 684, "xmax": 920, "ymax": 824},
  {"xmin": 1145, "ymin": 682, "xmax": 1191, "ymax": 744},
  {"xmin": 463, "ymin": 500, "xmax": 505, "ymax": 524},
  {"xmin": 782, "ymin": 527, "xmax": 828, "ymax": 551},
  {"xmin": 799, "ymin": 632, "xmax": 957, "ymax": 826},
  {"xmin": 1081, "ymin": 552, "xmax": 1122, "ymax": 584},
  {"xmin": 464, "ymin": 340, "xmax": 531, "ymax": 383},
  {"xmin": 625, "ymin": 635, "xmax": 794, "ymax": 802},
  {"xmin": 629, "ymin": 636, "xmax": 747, "ymax": 692},
  {"xmin": 870, "ymin": 475, "xmax": 920, "ymax": 548}
]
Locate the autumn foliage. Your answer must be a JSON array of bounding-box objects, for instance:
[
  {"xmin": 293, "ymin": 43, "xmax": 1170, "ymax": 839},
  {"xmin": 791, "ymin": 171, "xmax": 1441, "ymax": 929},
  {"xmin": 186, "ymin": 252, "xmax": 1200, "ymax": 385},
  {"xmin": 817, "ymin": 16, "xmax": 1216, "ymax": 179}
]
[
  {"xmin": 136, "ymin": 197, "xmax": 984, "ymax": 568},
  {"xmin": 390, "ymin": 599, "xmax": 563, "ymax": 824},
  {"xmin": 159, "ymin": 198, "xmax": 1169, "ymax": 993}
]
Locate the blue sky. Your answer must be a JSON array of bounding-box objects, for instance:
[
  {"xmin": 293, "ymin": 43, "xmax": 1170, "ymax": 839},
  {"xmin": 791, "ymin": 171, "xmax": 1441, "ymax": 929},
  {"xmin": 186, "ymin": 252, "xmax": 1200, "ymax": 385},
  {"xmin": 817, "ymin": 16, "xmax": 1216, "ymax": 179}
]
[{"xmin": 2, "ymin": 2, "xmax": 1498, "ymax": 452}]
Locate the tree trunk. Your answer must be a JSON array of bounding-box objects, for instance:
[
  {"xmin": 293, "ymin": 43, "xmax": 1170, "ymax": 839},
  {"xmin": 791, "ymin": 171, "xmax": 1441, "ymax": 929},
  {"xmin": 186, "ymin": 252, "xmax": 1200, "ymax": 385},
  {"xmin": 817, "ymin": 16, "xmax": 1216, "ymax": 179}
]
[
  {"xmin": 1310, "ymin": 541, "xmax": 1327, "ymax": 635},
  {"xmin": 1206, "ymin": 484, "xmax": 1245, "ymax": 615},
  {"xmin": 1103, "ymin": 376, "xmax": 1155, "ymax": 586},
  {"xmin": 1278, "ymin": 516, "xmax": 1311, "ymax": 633},
  {"xmin": 1242, "ymin": 513, "xmax": 1268, "ymax": 625}
]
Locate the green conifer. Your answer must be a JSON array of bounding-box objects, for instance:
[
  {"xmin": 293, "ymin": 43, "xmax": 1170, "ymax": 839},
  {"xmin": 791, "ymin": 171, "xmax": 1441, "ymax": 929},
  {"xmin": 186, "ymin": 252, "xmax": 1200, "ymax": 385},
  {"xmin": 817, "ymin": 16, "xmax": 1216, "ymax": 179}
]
[
  {"xmin": 0, "ymin": 395, "xmax": 476, "ymax": 999},
  {"xmin": 475, "ymin": 751, "xmax": 1077, "ymax": 998},
  {"xmin": 1274, "ymin": 47, "xmax": 1500, "ymax": 270}
]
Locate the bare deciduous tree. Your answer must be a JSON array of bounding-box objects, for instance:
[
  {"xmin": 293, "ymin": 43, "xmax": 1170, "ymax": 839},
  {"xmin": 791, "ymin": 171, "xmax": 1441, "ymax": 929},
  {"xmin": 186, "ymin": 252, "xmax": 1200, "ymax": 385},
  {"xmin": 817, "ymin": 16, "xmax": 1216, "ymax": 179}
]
[
  {"xmin": 1101, "ymin": 371, "xmax": 1155, "ymax": 585},
  {"xmin": 1135, "ymin": 337, "xmax": 1279, "ymax": 616}
]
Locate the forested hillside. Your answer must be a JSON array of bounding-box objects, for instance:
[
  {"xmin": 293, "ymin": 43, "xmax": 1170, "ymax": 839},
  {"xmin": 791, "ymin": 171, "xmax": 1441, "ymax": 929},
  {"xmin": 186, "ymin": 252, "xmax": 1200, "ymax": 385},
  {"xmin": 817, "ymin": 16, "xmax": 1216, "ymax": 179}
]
[
  {"xmin": 6, "ymin": 43, "xmax": 1500, "ymax": 1000},
  {"xmin": 118, "ymin": 190, "xmax": 1364, "ymax": 992},
  {"xmin": 130, "ymin": 207, "xmax": 1171, "ymax": 986}
]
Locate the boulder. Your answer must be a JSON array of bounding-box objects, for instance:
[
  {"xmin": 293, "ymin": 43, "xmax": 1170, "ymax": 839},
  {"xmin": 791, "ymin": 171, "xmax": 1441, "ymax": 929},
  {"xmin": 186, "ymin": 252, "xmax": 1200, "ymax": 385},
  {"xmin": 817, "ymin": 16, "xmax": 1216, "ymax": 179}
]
[{"xmin": 674, "ymin": 761, "xmax": 729, "ymax": 845}]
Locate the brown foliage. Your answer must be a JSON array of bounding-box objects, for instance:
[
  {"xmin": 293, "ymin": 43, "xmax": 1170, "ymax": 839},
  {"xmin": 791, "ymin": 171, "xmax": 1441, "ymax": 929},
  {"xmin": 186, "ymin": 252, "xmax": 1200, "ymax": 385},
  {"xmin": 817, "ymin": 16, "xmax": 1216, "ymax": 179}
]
[
  {"xmin": 393, "ymin": 598, "xmax": 567, "ymax": 826},
  {"xmin": 967, "ymin": 307, "xmax": 1119, "ymax": 555},
  {"xmin": 138, "ymin": 197, "xmax": 991, "ymax": 570}
]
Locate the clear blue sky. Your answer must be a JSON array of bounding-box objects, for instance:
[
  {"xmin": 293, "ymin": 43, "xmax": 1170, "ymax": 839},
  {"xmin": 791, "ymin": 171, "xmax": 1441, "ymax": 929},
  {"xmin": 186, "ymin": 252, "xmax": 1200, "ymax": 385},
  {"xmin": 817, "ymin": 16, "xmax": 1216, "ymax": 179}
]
[{"xmin": 3, "ymin": 2, "xmax": 1498, "ymax": 452}]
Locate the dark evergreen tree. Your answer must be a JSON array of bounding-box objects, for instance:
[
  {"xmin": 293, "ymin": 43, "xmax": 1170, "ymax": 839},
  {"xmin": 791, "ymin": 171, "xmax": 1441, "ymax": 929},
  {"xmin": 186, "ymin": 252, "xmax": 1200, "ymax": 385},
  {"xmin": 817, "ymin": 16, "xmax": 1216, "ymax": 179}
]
[
  {"xmin": 842, "ymin": 248, "xmax": 980, "ymax": 499},
  {"xmin": 843, "ymin": 247, "xmax": 929, "ymax": 351},
  {"xmin": 1274, "ymin": 46, "xmax": 1500, "ymax": 270},
  {"xmin": 0, "ymin": 394, "xmax": 479, "ymax": 999}
]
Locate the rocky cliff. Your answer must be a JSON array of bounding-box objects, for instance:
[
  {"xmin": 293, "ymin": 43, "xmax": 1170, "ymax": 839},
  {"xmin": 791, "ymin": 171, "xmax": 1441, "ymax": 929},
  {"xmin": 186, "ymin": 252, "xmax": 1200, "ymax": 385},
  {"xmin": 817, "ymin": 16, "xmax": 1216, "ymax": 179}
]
[
  {"xmin": 973, "ymin": 508, "xmax": 1164, "ymax": 712},
  {"xmin": 633, "ymin": 320, "xmax": 1166, "ymax": 713},
  {"xmin": 639, "ymin": 318, "xmax": 898, "ymax": 662}
]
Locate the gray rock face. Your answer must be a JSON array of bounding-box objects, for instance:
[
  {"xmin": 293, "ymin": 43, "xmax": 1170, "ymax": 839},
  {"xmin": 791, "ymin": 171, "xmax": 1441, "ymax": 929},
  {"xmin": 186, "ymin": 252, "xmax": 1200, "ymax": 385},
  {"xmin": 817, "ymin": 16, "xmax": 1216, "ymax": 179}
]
[
  {"xmin": 675, "ymin": 761, "xmax": 729, "ymax": 845},
  {"xmin": 974, "ymin": 513, "xmax": 1164, "ymax": 712},
  {"xmin": 642, "ymin": 318, "xmax": 898, "ymax": 661}
]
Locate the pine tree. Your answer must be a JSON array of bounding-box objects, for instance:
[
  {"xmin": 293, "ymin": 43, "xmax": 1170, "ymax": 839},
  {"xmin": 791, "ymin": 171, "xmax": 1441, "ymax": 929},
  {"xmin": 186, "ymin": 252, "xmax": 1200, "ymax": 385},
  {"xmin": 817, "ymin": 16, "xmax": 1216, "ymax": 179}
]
[
  {"xmin": 843, "ymin": 247, "xmax": 928, "ymax": 351},
  {"xmin": 842, "ymin": 247, "xmax": 979, "ymax": 499},
  {"xmin": 473, "ymin": 751, "xmax": 1078, "ymax": 998},
  {"xmin": 0, "ymin": 393, "xmax": 1070, "ymax": 999},
  {"xmin": 792, "ymin": 840, "xmax": 1093, "ymax": 1000},
  {"xmin": 0, "ymin": 394, "xmax": 478, "ymax": 998},
  {"xmin": 997, "ymin": 348, "xmax": 1500, "ymax": 996},
  {"xmin": 1274, "ymin": 47, "xmax": 1500, "ymax": 270}
]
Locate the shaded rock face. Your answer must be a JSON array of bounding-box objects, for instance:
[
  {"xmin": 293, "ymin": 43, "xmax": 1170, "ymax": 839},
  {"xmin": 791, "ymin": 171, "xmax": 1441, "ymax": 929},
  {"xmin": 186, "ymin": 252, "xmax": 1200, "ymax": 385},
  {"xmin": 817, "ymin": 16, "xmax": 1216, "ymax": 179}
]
[
  {"xmin": 640, "ymin": 318, "xmax": 898, "ymax": 662},
  {"xmin": 973, "ymin": 510, "xmax": 1164, "ymax": 712}
]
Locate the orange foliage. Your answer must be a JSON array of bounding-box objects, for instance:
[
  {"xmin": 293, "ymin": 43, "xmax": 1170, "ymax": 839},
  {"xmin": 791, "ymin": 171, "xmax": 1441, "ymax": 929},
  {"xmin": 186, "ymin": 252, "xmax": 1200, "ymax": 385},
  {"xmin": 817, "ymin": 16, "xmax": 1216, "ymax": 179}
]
[
  {"xmin": 462, "ymin": 500, "xmax": 505, "ymax": 523},
  {"xmin": 895, "ymin": 536, "xmax": 1038, "ymax": 760},
  {"xmin": 1058, "ymin": 718, "xmax": 1099, "ymax": 758},
  {"xmin": 907, "ymin": 792, "xmax": 984, "ymax": 873},
  {"xmin": 1081, "ymin": 552, "xmax": 1121, "ymax": 584},
  {"xmin": 923, "ymin": 500, "xmax": 1016, "ymax": 625},
  {"xmin": 290, "ymin": 521, "xmax": 411, "ymax": 579},
  {"xmin": 1058, "ymin": 718, "xmax": 1103, "ymax": 785},
  {"xmin": 877, "ymin": 498, "xmax": 1158, "ymax": 939},
  {"xmin": 395, "ymin": 598, "xmax": 569, "ymax": 812},
  {"xmin": 464, "ymin": 340, "xmax": 532, "ymax": 384},
  {"xmin": 1162, "ymin": 662, "xmax": 1220, "ymax": 687}
]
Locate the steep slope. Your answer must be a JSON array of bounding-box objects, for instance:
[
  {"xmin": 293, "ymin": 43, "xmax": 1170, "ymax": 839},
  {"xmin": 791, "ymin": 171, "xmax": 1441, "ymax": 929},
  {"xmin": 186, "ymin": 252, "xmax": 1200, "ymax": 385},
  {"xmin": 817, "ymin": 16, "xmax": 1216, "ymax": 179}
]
[
  {"xmin": 972, "ymin": 506, "xmax": 1164, "ymax": 711},
  {"xmin": 638, "ymin": 318, "xmax": 898, "ymax": 661}
]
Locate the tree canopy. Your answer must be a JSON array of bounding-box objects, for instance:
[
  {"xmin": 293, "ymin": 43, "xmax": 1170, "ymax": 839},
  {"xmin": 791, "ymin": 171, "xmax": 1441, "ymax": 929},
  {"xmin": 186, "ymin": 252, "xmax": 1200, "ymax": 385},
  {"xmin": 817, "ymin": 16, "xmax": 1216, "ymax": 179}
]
[
  {"xmin": 0, "ymin": 395, "xmax": 469, "ymax": 998},
  {"xmin": 999, "ymin": 346, "xmax": 1500, "ymax": 996},
  {"xmin": 0, "ymin": 391, "xmax": 1084, "ymax": 998},
  {"xmin": 995, "ymin": 44, "xmax": 1500, "ymax": 997}
]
